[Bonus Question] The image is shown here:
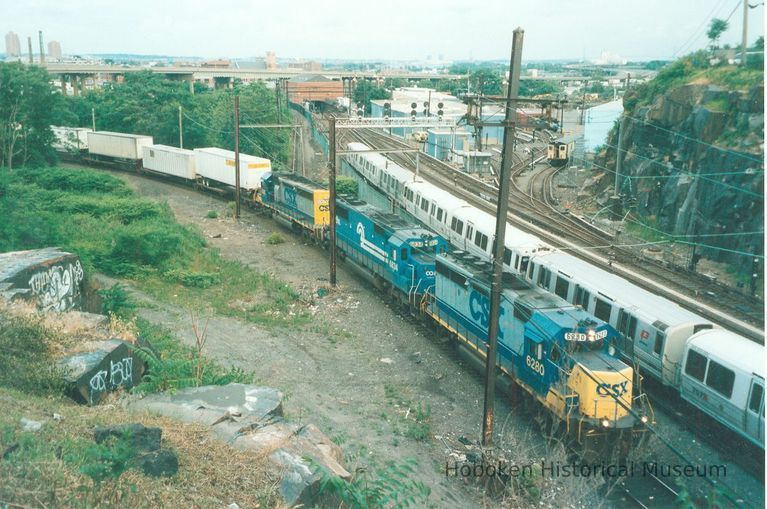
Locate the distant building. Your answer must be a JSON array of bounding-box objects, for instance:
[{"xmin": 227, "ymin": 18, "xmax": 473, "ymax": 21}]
[
  {"xmin": 47, "ymin": 40, "xmax": 62, "ymax": 61},
  {"xmin": 5, "ymin": 31, "xmax": 20, "ymax": 57},
  {"xmin": 287, "ymin": 61, "xmax": 322, "ymax": 72},
  {"xmin": 286, "ymin": 74, "xmax": 343, "ymax": 104},
  {"xmin": 200, "ymin": 59, "xmax": 230, "ymax": 68},
  {"xmin": 265, "ymin": 51, "xmax": 276, "ymax": 70}
]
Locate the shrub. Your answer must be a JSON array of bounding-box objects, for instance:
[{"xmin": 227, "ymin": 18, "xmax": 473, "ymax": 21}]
[
  {"xmin": 336, "ymin": 175, "xmax": 359, "ymax": 197},
  {"xmin": 206, "ymin": 210, "xmax": 218, "ymax": 219},
  {"xmin": 98, "ymin": 283, "xmax": 136, "ymax": 318},
  {"xmin": 266, "ymin": 232, "xmax": 285, "ymax": 245}
]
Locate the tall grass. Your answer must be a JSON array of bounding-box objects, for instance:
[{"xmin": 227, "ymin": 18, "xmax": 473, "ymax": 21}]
[{"xmin": 0, "ymin": 166, "xmax": 306, "ymax": 326}]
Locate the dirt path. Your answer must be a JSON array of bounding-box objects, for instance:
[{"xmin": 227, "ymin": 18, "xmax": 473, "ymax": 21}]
[{"xmin": 100, "ymin": 171, "xmax": 545, "ymax": 508}]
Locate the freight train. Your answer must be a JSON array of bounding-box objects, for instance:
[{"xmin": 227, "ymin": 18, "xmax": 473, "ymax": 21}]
[
  {"xmin": 50, "ymin": 126, "xmax": 650, "ymax": 450},
  {"xmin": 51, "ymin": 126, "xmax": 763, "ymax": 449},
  {"xmin": 342, "ymin": 141, "xmax": 765, "ymax": 449},
  {"xmin": 257, "ymin": 172, "xmax": 650, "ymax": 450}
]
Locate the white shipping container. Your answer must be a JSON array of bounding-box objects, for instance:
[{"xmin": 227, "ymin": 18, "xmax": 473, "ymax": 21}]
[
  {"xmin": 87, "ymin": 131, "xmax": 154, "ymax": 160},
  {"xmin": 142, "ymin": 145, "xmax": 196, "ymax": 180},
  {"xmin": 193, "ymin": 147, "xmax": 272, "ymax": 190},
  {"xmin": 52, "ymin": 126, "xmax": 92, "ymax": 152}
]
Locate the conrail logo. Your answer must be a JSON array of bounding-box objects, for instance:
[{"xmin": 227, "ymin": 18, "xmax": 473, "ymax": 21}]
[
  {"xmin": 284, "ymin": 188, "xmax": 297, "ymax": 207},
  {"xmin": 469, "ymin": 291, "xmax": 504, "ymax": 340}
]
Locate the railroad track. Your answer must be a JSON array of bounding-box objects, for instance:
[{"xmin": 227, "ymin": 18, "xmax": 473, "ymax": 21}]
[
  {"xmin": 616, "ymin": 472, "xmax": 680, "ymax": 508},
  {"xmin": 344, "ymin": 127, "xmax": 764, "ymax": 341}
]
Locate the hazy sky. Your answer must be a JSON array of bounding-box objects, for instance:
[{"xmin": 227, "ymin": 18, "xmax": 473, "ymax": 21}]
[{"xmin": 2, "ymin": 0, "xmax": 764, "ymax": 61}]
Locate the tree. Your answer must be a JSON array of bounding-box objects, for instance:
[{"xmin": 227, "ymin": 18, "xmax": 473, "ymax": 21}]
[
  {"xmin": 470, "ymin": 69, "xmax": 503, "ymax": 95},
  {"xmin": 706, "ymin": 18, "xmax": 729, "ymax": 48},
  {"xmin": 352, "ymin": 79, "xmax": 390, "ymax": 114},
  {"xmin": 0, "ymin": 63, "xmax": 63, "ymax": 169}
]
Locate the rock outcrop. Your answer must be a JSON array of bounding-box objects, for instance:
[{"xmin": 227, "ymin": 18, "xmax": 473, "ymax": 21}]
[{"xmin": 600, "ymin": 80, "xmax": 763, "ymax": 264}]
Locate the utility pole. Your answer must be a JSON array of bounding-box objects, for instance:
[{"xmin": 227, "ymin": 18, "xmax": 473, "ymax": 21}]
[
  {"xmin": 91, "ymin": 108, "xmax": 96, "ymax": 131},
  {"xmin": 234, "ymin": 95, "xmax": 241, "ymax": 219},
  {"xmin": 38, "ymin": 31, "xmax": 44, "ymax": 64},
  {"xmin": 477, "ymin": 95, "xmax": 483, "ymax": 151},
  {"xmin": 328, "ymin": 115, "xmax": 337, "ymax": 287},
  {"xmin": 178, "ymin": 105, "xmax": 183, "ymax": 149},
  {"xmin": 27, "ymin": 37, "xmax": 33, "ymax": 64},
  {"xmin": 741, "ymin": 0, "xmax": 749, "ymax": 65},
  {"xmin": 276, "ymin": 82, "xmax": 282, "ymax": 123},
  {"xmin": 482, "ymin": 27, "xmax": 524, "ymax": 448}
]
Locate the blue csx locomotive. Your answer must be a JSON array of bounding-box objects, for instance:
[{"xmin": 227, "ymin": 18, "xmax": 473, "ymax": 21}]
[{"xmin": 256, "ymin": 172, "xmax": 650, "ymax": 447}]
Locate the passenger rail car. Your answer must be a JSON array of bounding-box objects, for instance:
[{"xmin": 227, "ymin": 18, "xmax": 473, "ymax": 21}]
[
  {"xmin": 547, "ymin": 133, "xmax": 579, "ymax": 166},
  {"xmin": 345, "ymin": 142, "xmax": 553, "ymax": 274},
  {"xmin": 425, "ymin": 251, "xmax": 650, "ymax": 445},
  {"xmin": 342, "ymin": 140, "xmax": 765, "ymax": 449},
  {"xmin": 680, "ymin": 330, "xmax": 764, "ymax": 448}
]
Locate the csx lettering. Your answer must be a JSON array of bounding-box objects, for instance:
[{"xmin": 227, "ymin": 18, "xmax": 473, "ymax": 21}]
[
  {"xmin": 468, "ymin": 291, "xmax": 504, "ymax": 340},
  {"xmin": 525, "ymin": 355, "xmax": 545, "ymax": 376},
  {"xmin": 596, "ymin": 381, "xmax": 629, "ymax": 398},
  {"xmin": 318, "ymin": 204, "xmax": 329, "ymax": 212}
]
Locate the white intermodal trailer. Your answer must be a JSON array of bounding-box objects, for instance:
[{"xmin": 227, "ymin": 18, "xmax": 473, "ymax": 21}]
[
  {"xmin": 52, "ymin": 126, "xmax": 92, "ymax": 152},
  {"xmin": 87, "ymin": 131, "xmax": 154, "ymax": 161},
  {"xmin": 142, "ymin": 145, "xmax": 196, "ymax": 181},
  {"xmin": 193, "ymin": 147, "xmax": 272, "ymax": 191}
]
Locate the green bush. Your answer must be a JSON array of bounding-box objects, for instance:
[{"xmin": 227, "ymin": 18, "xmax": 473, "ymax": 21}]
[
  {"xmin": 98, "ymin": 283, "xmax": 136, "ymax": 318},
  {"xmin": 206, "ymin": 210, "xmax": 218, "ymax": 219},
  {"xmin": 336, "ymin": 175, "xmax": 359, "ymax": 197},
  {"xmin": 266, "ymin": 232, "xmax": 285, "ymax": 245}
]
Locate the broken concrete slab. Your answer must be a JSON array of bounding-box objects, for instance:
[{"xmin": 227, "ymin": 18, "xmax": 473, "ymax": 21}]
[
  {"xmin": 134, "ymin": 449, "xmax": 179, "ymax": 477},
  {"xmin": 129, "ymin": 384, "xmax": 283, "ymax": 442},
  {"xmin": 58, "ymin": 339, "xmax": 145, "ymax": 405},
  {"xmin": 129, "ymin": 384, "xmax": 349, "ymax": 507},
  {"xmin": 0, "ymin": 248, "xmax": 85, "ymax": 312}
]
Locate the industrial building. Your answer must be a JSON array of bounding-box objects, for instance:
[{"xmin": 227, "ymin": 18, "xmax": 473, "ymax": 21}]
[
  {"xmin": 287, "ymin": 74, "xmax": 343, "ymax": 104},
  {"xmin": 5, "ymin": 31, "xmax": 20, "ymax": 58}
]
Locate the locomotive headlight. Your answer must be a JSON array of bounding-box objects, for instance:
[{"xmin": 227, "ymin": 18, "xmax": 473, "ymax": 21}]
[
  {"xmin": 601, "ymin": 419, "xmax": 610, "ymax": 428},
  {"xmin": 587, "ymin": 329, "xmax": 596, "ymax": 342},
  {"xmin": 608, "ymin": 344, "xmax": 616, "ymax": 356},
  {"xmin": 640, "ymin": 415, "xmax": 649, "ymax": 424}
]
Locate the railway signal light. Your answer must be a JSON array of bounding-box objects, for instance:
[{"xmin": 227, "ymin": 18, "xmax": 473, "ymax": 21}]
[
  {"xmin": 383, "ymin": 102, "xmax": 391, "ymax": 120},
  {"xmin": 437, "ymin": 101, "xmax": 444, "ymax": 119},
  {"xmin": 410, "ymin": 102, "xmax": 417, "ymax": 120}
]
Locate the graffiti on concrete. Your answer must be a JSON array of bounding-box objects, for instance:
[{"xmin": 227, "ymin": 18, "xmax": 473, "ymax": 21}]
[
  {"xmin": 27, "ymin": 260, "xmax": 84, "ymax": 312},
  {"xmin": 59, "ymin": 340, "xmax": 145, "ymax": 406},
  {"xmin": 88, "ymin": 356, "xmax": 134, "ymax": 405}
]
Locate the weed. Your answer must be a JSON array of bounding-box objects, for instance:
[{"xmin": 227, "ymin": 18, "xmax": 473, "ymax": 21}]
[
  {"xmin": 98, "ymin": 283, "xmax": 136, "ymax": 318},
  {"xmin": 313, "ymin": 457, "xmax": 430, "ymax": 508},
  {"xmin": 266, "ymin": 232, "xmax": 285, "ymax": 245},
  {"xmin": 205, "ymin": 210, "xmax": 218, "ymax": 219}
]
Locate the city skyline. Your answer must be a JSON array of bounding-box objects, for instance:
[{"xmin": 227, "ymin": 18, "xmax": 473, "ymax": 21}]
[{"xmin": 1, "ymin": 0, "xmax": 764, "ymax": 62}]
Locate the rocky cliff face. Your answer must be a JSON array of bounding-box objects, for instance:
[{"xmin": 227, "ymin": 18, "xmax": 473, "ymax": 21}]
[{"xmin": 599, "ymin": 81, "xmax": 763, "ymax": 265}]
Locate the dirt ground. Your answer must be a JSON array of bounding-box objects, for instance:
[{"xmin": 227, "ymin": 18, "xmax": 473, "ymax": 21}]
[{"xmin": 101, "ymin": 170, "xmax": 552, "ymax": 508}]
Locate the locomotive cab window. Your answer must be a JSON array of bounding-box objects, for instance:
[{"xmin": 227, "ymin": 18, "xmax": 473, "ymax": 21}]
[
  {"xmin": 705, "ymin": 360, "xmax": 735, "ymax": 399},
  {"xmin": 401, "ymin": 248, "xmax": 408, "ymax": 260},
  {"xmin": 685, "ymin": 349, "xmax": 707, "ymax": 382},
  {"xmin": 653, "ymin": 332, "xmax": 665, "ymax": 356}
]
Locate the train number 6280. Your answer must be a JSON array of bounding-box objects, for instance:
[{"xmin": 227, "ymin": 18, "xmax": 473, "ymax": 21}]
[{"xmin": 526, "ymin": 355, "xmax": 545, "ymax": 376}]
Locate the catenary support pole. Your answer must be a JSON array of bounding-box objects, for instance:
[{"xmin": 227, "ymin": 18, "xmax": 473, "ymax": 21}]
[
  {"xmin": 329, "ymin": 115, "xmax": 337, "ymax": 287},
  {"xmin": 178, "ymin": 105, "xmax": 183, "ymax": 149},
  {"xmin": 234, "ymin": 95, "xmax": 241, "ymax": 219},
  {"xmin": 482, "ymin": 27, "xmax": 524, "ymax": 448}
]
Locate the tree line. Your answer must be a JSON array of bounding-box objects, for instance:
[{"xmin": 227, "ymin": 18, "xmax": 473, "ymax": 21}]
[{"xmin": 0, "ymin": 63, "xmax": 291, "ymax": 170}]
